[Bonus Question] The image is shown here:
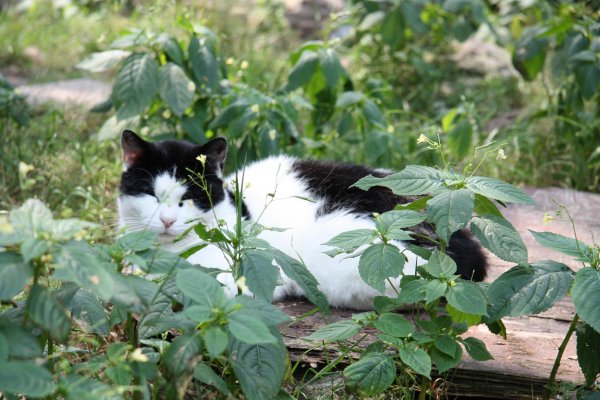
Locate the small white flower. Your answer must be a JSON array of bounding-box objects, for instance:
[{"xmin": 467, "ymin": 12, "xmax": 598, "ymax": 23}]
[
  {"xmin": 162, "ymin": 109, "xmax": 172, "ymax": 119},
  {"xmin": 130, "ymin": 348, "xmax": 149, "ymax": 362},
  {"xmin": 18, "ymin": 161, "xmax": 34, "ymax": 177},
  {"xmin": 196, "ymin": 154, "xmax": 207, "ymax": 166},
  {"xmin": 140, "ymin": 126, "xmax": 150, "ymax": 136},
  {"xmin": 543, "ymin": 213, "xmax": 554, "ymax": 224},
  {"xmin": 240, "ymin": 60, "xmax": 249, "ymax": 70},
  {"xmin": 226, "ymin": 57, "xmax": 235, "ymax": 65},
  {"xmin": 250, "ymin": 104, "xmax": 260, "ymax": 113},
  {"xmin": 187, "ymin": 81, "xmax": 196, "ymax": 92},
  {"xmin": 236, "ymin": 276, "xmax": 249, "ymax": 292},
  {"xmin": 417, "ymin": 134, "xmax": 428, "ymax": 144},
  {"xmin": 268, "ymin": 129, "xmax": 277, "ymax": 141},
  {"xmin": 496, "ymin": 149, "xmax": 507, "ymax": 160},
  {"xmin": 387, "ymin": 125, "xmax": 394, "ymax": 133}
]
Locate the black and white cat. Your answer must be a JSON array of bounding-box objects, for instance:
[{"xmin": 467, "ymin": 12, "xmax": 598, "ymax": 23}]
[{"xmin": 118, "ymin": 130, "xmax": 487, "ymax": 309}]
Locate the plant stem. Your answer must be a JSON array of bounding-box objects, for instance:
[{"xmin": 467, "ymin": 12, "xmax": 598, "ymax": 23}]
[
  {"xmin": 127, "ymin": 313, "xmax": 142, "ymax": 400},
  {"xmin": 419, "ymin": 376, "xmax": 430, "ymax": 400},
  {"xmin": 544, "ymin": 313, "xmax": 579, "ymax": 400},
  {"xmin": 47, "ymin": 336, "xmax": 54, "ymax": 373}
]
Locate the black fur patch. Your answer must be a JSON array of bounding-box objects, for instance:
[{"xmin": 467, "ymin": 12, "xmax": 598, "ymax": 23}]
[{"xmin": 291, "ymin": 159, "xmax": 487, "ymax": 281}]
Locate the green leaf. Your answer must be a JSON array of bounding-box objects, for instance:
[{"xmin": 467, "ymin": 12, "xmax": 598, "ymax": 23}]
[
  {"xmin": 446, "ymin": 281, "xmax": 488, "ymax": 317},
  {"xmin": 229, "ymin": 334, "xmax": 286, "ymax": 400},
  {"xmin": 0, "ymin": 361, "xmax": 56, "ymax": 397},
  {"xmin": 159, "ymin": 63, "xmax": 195, "ymax": 117},
  {"xmin": 471, "ymin": 214, "xmax": 528, "ymax": 264},
  {"xmin": 488, "ymin": 261, "xmax": 572, "ymax": 320},
  {"xmin": 344, "ymin": 352, "xmax": 396, "ymax": 396},
  {"xmin": 9, "ymin": 199, "xmax": 53, "ymax": 235},
  {"xmin": 512, "ymin": 28, "xmax": 549, "ymax": 81},
  {"xmin": 203, "ymin": 326, "xmax": 228, "ymax": 358},
  {"xmin": 234, "ymin": 296, "xmax": 291, "ymax": 326},
  {"xmin": 396, "ymin": 277, "xmax": 427, "ymax": 304},
  {"xmin": 139, "ymin": 291, "xmax": 185, "ymax": 339},
  {"xmin": 576, "ymin": 322, "xmax": 600, "ymax": 386},
  {"xmin": 465, "ymin": 176, "xmax": 534, "ymax": 205},
  {"xmin": 182, "ymin": 304, "xmax": 213, "ymax": 323},
  {"xmin": 373, "ymin": 313, "xmax": 413, "ymax": 337},
  {"xmin": 354, "ymin": 166, "xmax": 443, "ymax": 197},
  {"xmin": 116, "ymin": 230, "xmax": 157, "ymax": 251},
  {"xmin": 161, "ymin": 36, "xmax": 185, "ymax": 67},
  {"xmin": 0, "ymin": 333, "xmax": 7, "ymax": 362},
  {"xmin": 322, "ymin": 229, "xmax": 377, "ymax": 254},
  {"xmin": 285, "ymin": 50, "xmax": 319, "ymax": 92},
  {"xmin": 447, "ymin": 119, "xmax": 473, "ymax": 159},
  {"xmin": 425, "ymin": 249, "xmax": 458, "ymax": 278},
  {"xmin": 0, "ymin": 253, "xmax": 33, "ymax": 301},
  {"xmin": 575, "ymin": 62, "xmax": 600, "ymax": 99},
  {"xmin": 189, "ymin": 37, "xmax": 219, "ymax": 92},
  {"xmin": 473, "ymin": 194, "xmax": 502, "ymax": 217},
  {"xmin": 0, "ymin": 324, "xmax": 42, "ymax": 358},
  {"xmin": 461, "ymin": 337, "xmax": 494, "ymax": 361},
  {"xmin": 138, "ymin": 248, "xmax": 194, "ymax": 274},
  {"xmin": 69, "ymin": 289, "xmax": 109, "ymax": 335},
  {"xmin": 529, "ymin": 230, "xmax": 591, "ymax": 259},
  {"xmin": 20, "ymin": 237, "xmax": 52, "ymax": 263},
  {"xmin": 115, "ymin": 53, "xmax": 159, "ymax": 119},
  {"xmin": 162, "ymin": 331, "xmax": 203, "ymax": 376},
  {"xmin": 425, "ymin": 279, "xmax": 448, "ymax": 304},
  {"xmin": 318, "ymin": 48, "xmax": 344, "ymax": 89},
  {"xmin": 430, "ymin": 344, "xmax": 462, "ymax": 373},
  {"xmin": 304, "ymin": 320, "xmax": 360, "ymax": 341},
  {"xmin": 445, "ymin": 303, "xmax": 481, "ymax": 326},
  {"xmin": 194, "ymin": 363, "xmax": 231, "ymax": 396},
  {"xmin": 228, "ymin": 312, "xmax": 277, "ymax": 344},
  {"xmin": 427, "ymin": 189, "xmax": 474, "ymax": 242},
  {"xmin": 395, "ymin": 196, "xmax": 432, "ymax": 211},
  {"xmin": 358, "ymin": 243, "xmax": 405, "ymax": 293},
  {"xmin": 376, "ymin": 210, "xmax": 427, "ymax": 239},
  {"xmin": 176, "ymin": 268, "xmax": 225, "ymax": 308},
  {"xmin": 399, "ymin": 345, "xmax": 431, "ymax": 378},
  {"xmin": 573, "ymin": 268, "xmax": 600, "ymax": 333},
  {"xmin": 241, "ymin": 250, "xmax": 281, "ymax": 302},
  {"xmin": 335, "ymin": 91, "xmax": 364, "ymax": 108},
  {"xmin": 209, "ymin": 100, "xmax": 249, "ymax": 130},
  {"xmin": 26, "ymin": 284, "xmax": 71, "ymax": 342},
  {"xmin": 76, "ymin": 49, "xmax": 132, "ymax": 72}
]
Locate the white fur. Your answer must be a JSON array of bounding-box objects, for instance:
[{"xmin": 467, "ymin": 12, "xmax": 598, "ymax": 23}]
[{"xmin": 118, "ymin": 156, "xmax": 426, "ymax": 309}]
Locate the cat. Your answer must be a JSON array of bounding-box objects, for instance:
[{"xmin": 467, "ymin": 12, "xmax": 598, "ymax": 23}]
[{"xmin": 118, "ymin": 130, "xmax": 487, "ymax": 310}]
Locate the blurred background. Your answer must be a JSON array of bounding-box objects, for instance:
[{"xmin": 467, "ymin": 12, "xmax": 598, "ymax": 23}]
[{"xmin": 1, "ymin": 0, "xmax": 599, "ymax": 227}]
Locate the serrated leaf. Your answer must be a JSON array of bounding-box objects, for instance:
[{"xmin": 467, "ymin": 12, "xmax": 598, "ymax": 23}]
[
  {"xmin": 115, "ymin": 53, "xmax": 159, "ymax": 119},
  {"xmin": 0, "ymin": 324, "xmax": 42, "ymax": 358},
  {"xmin": 161, "ymin": 36, "xmax": 185, "ymax": 67},
  {"xmin": 0, "ymin": 333, "xmax": 6, "ymax": 362},
  {"xmin": 117, "ymin": 230, "xmax": 157, "ymax": 251},
  {"xmin": 447, "ymin": 119, "xmax": 473, "ymax": 159},
  {"xmin": 189, "ymin": 37, "xmax": 219, "ymax": 92},
  {"xmin": 430, "ymin": 344, "xmax": 462, "ymax": 373},
  {"xmin": 138, "ymin": 248, "xmax": 194, "ymax": 274},
  {"xmin": 76, "ymin": 50, "xmax": 132, "ymax": 72},
  {"xmin": 229, "ymin": 333, "xmax": 286, "ymax": 400},
  {"xmin": 20, "ymin": 237, "xmax": 52, "ymax": 263},
  {"xmin": 373, "ymin": 313, "xmax": 413, "ymax": 337},
  {"xmin": 445, "ymin": 303, "xmax": 481, "ymax": 326},
  {"xmin": 318, "ymin": 48, "xmax": 344, "ymax": 89},
  {"xmin": 576, "ymin": 322, "xmax": 600, "ymax": 385},
  {"xmin": 241, "ymin": 250, "xmax": 280, "ymax": 302},
  {"xmin": 473, "ymin": 194, "xmax": 502, "ymax": 217},
  {"xmin": 26, "ymin": 284, "xmax": 71, "ymax": 342},
  {"xmin": 322, "ymin": 229, "xmax": 377, "ymax": 253},
  {"xmin": 376, "ymin": 210, "xmax": 426, "ymax": 239},
  {"xmin": 0, "ymin": 253, "xmax": 33, "ymax": 301},
  {"xmin": 471, "ymin": 214, "xmax": 528, "ymax": 264},
  {"xmin": 228, "ymin": 312, "xmax": 277, "ymax": 344},
  {"xmin": 425, "ymin": 249, "xmax": 458, "ymax": 278},
  {"xmin": 427, "ymin": 189, "xmax": 473, "ymax": 242},
  {"xmin": 69, "ymin": 289, "xmax": 109, "ymax": 335},
  {"xmin": 209, "ymin": 100, "xmax": 249, "ymax": 130},
  {"xmin": 336, "ymin": 91, "xmax": 364, "ymax": 108},
  {"xmin": 461, "ymin": 337, "xmax": 494, "ymax": 361},
  {"xmin": 96, "ymin": 114, "xmax": 140, "ymax": 141},
  {"xmin": 176, "ymin": 268, "xmax": 225, "ymax": 308},
  {"xmin": 353, "ymin": 166, "xmax": 443, "ymax": 196},
  {"xmin": 530, "ymin": 230, "xmax": 591, "ymax": 259},
  {"xmin": 0, "ymin": 361, "xmax": 56, "ymax": 397},
  {"xmin": 425, "ymin": 279, "xmax": 447, "ymax": 304},
  {"xmin": 446, "ymin": 281, "xmax": 488, "ymax": 316},
  {"xmin": 399, "ymin": 346, "xmax": 431, "ymax": 378},
  {"xmin": 203, "ymin": 326, "xmax": 228, "ymax": 358},
  {"xmin": 344, "ymin": 352, "xmax": 396, "ymax": 396},
  {"xmin": 194, "ymin": 363, "xmax": 231, "ymax": 395},
  {"xmin": 397, "ymin": 277, "xmax": 427, "ymax": 304},
  {"xmin": 358, "ymin": 243, "xmax": 406, "ymax": 293},
  {"xmin": 304, "ymin": 320, "xmax": 360, "ymax": 341},
  {"xmin": 159, "ymin": 63, "xmax": 195, "ymax": 117},
  {"xmin": 234, "ymin": 296, "xmax": 290, "ymax": 326},
  {"xmin": 488, "ymin": 261, "xmax": 572, "ymax": 320},
  {"xmin": 465, "ymin": 176, "xmax": 534, "ymax": 205},
  {"xmin": 162, "ymin": 332, "xmax": 203, "ymax": 377},
  {"xmin": 285, "ymin": 50, "xmax": 319, "ymax": 92},
  {"xmin": 573, "ymin": 268, "xmax": 600, "ymax": 333},
  {"xmin": 10, "ymin": 199, "xmax": 53, "ymax": 235}
]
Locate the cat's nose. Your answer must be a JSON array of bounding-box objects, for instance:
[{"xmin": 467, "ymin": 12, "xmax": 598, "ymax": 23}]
[{"xmin": 160, "ymin": 216, "xmax": 176, "ymax": 229}]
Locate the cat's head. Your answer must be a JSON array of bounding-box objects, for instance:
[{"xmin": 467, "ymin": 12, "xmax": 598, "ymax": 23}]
[{"xmin": 117, "ymin": 130, "xmax": 228, "ymax": 240}]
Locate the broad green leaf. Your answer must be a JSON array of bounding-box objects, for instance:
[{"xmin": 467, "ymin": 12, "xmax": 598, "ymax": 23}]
[
  {"xmin": 434, "ymin": 335, "xmax": 459, "ymax": 357},
  {"xmin": 446, "ymin": 303, "xmax": 481, "ymax": 326},
  {"xmin": 425, "ymin": 279, "xmax": 447, "ymax": 304},
  {"xmin": 116, "ymin": 230, "xmax": 157, "ymax": 251},
  {"xmin": 529, "ymin": 230, "xmax": 591, "ymax": 259},
  {"xmin": 304, "ymin": 320, "xmax": 360, "ymax": 341},
  {"xmin": 576, "ymin": 322, "xmax": 600, "ymax": 385},
  {"xmin": 512, "ymin": 28, "xmax": 549, "ymax": 81},
  {"xmin": 373, "ymin": 313, "xmax": 413, "ymax": 337},
  {"xmin": 182, "ymin": 304, "xmax": 213, "ymax": 323},
  {"xmin": 322, "ymin": 229, "xmax": 377, "ymax": 253},
  {"xmin": 176, "ymin": 268, "xmax": 225, "ymax": 308},
  {"xmin": 241, "ymin": 250, "xmax": 280, "ymax": 302},
  {"xmin": 430, "ymin": 344, "xmax": 462, "ymax": 373},
  {"xmin": 20, "ymin": 237, "xmax": 52, "ymax": 263},
  {"xmin": 234, "ymin": 296, "xmax": 291, "ymax": 326},
  {"xmin": 139, "ymin": 291, "xmax": 184, "ymax": 339},
  {"xmin": 209, "ymin": 100, "xmax": 249, "ymax": 130},
  {"xmin": 473, "ymin": 194, "xmax": 502, "ymax": 217},
  {"xmin": 162, "ymin": 332, "xmax": 203, "ymax": 376},
  {"xmin": 573, "ymin": 268, "xmax": 600, "ymax": 333},
  {"xmin": 110, "ymin": 274, "xmax": 158, "ymax": 313},
  {"xmin": 228, "ymin": 312, "xmax": 277, "ymax": 344},
  {"xmin": 344, "ymin": 352, "xmax": 396, "ymax": 396},
  {"xmin": 138, "ymin": 248, "xmax": 194, "ymax": 274},
  {"xmin": 229, "ymin": 333, "xmax": 286, "ymax": 400},
  {"xmin": 96, "ymin": 113, "xmax": 140, "ymax": 140},
  {"xmin": 447, "ymin": 119, "xmax": 473, "ymax": 159},
  {"xmin": 358, "ymin": 243, "xmax": 406, "ymax": 293},
  {"xmin": 399, "ymin": 345, "xmax": 431, "ymax": 378},
  {"xmin": 194, "ymin": 363, "xmax": 231, "ymax": 396},
  {"xmin": 69, "ymin": 289, "xmax": 109, "ymax": 335},
  {"xmin": 425, "ymin": 249, "xmax": 457, "ymax": 278},
  {"xmin": 362, "ymin": 99, "xmax": 386, "ymax": 127},
  {"xmin": 60, "ymin": 374, "xmax": 123, "ymax": 400},
  {"xmin": 161, "ymin": 36, "xmax": 185, "ymax": 67},
  {"xmin": 471, "ymin": 214, "xmax": 528, "ymax": 264},
  {"xmin": 115, "ymin": 53, "xmax": 159, "ymax": 119},
  {"xmin": 353, "ymin": 165, "xmax": 444, "ymax": 195},
  {"xmin": 285, "ymin": 50, "xmax": 319, "ymax": 92},
  {"xmin": 76, "ymin": 49, "xmax": 132, "ymax": 72},
  {"xmin": 381, "ymin": 7, "xmax": 404, "ymax": 48},
  {"xmin": 203, "ymin": 326, "xmax": 228, "ymax": 358},
  {"xmin": 159, "ymin": 63, "xmax": 195, "ymax": 117},
  {"xmin": 465, "ymin": 176, "xmax": 534, "ymax": 205},
  {"xmin": 272, "ymin": 250, "xmax": 329, "ymax": 312},
  {"xmin": 50, "ymin": 219, "xmax": 97, "ymax": 241},
  {"xmin": 0, "ymin": 333, "xmax": 6, "ymax": 362},
  {"xmin": 318, "ymin": 48, "xmax": 344, "ymax": 89},
  {"xmin": 376, "ymin": 210, "xmax": 427, "ymax": 239},
  {"xmin": 446, "ymin": 281, "xmax": 488, "ymax": 316},
  {"xmin": 401, "ymin": 1, "xmax": 427, "ymax": 34},
  {"xmin": 0, "ymin": 361, "xmax": 56, "ymax": 397},
  {"xmin": 0, "ymin": 324, "xmax": 42, "ymax": 358},
  {"xmin": 189, "ymin": 37, "xmax": 219, "ymax": 92},
  {"xmin": 9, "ymin": 199, "xmax": 53, "ymax": 235},
  {"xmin": 461, "ymin": 337, "xmax": 494, "ymax": 361},
  {"xmin": 0, "ymin": 253, "xmax": 33, "ymax": 301},
  {"xmin": 427, "ymin": 189, "xmax": 473, "ymax": 242},
  {"xmin": 575, "ymin": 62, "xmax": 600, "ymax": 99},
  {"xmin": 396, "ymin": 277, "xmax": 427, "ymax": 304},
  {"xmin": 26, "ymin": 284, "xmax": 71, "ymax": 342},
  {"xmin": 335, "ymin": 91, "xmax": 364, "ymax": 108},
  {"xmin": 394, "ymin": 196, "xmax": 432, "ymax": 211},
  {"xmin": 488, "ymin": 261, "xmax": 572, "ymax": 320}
]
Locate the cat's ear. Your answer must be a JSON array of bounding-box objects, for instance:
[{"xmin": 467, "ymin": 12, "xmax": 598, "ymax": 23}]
[
  {"xmin": 121, "ymin": 130, "xmax": 149, "ymax": 169},
  {"xmin": 196, "ymin": 137, "xmax": 228, "ymax": 175}
]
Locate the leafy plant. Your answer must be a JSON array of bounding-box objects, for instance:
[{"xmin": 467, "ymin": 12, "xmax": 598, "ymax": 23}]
[{"xmin": 0, "ymin": 72, "xmax": 29, "ymax": 127}]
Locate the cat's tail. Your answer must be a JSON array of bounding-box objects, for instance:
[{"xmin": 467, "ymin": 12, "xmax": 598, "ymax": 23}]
[{"xmin": 446, "ymin": 230, "xmax": 488, "ymax": 282}]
